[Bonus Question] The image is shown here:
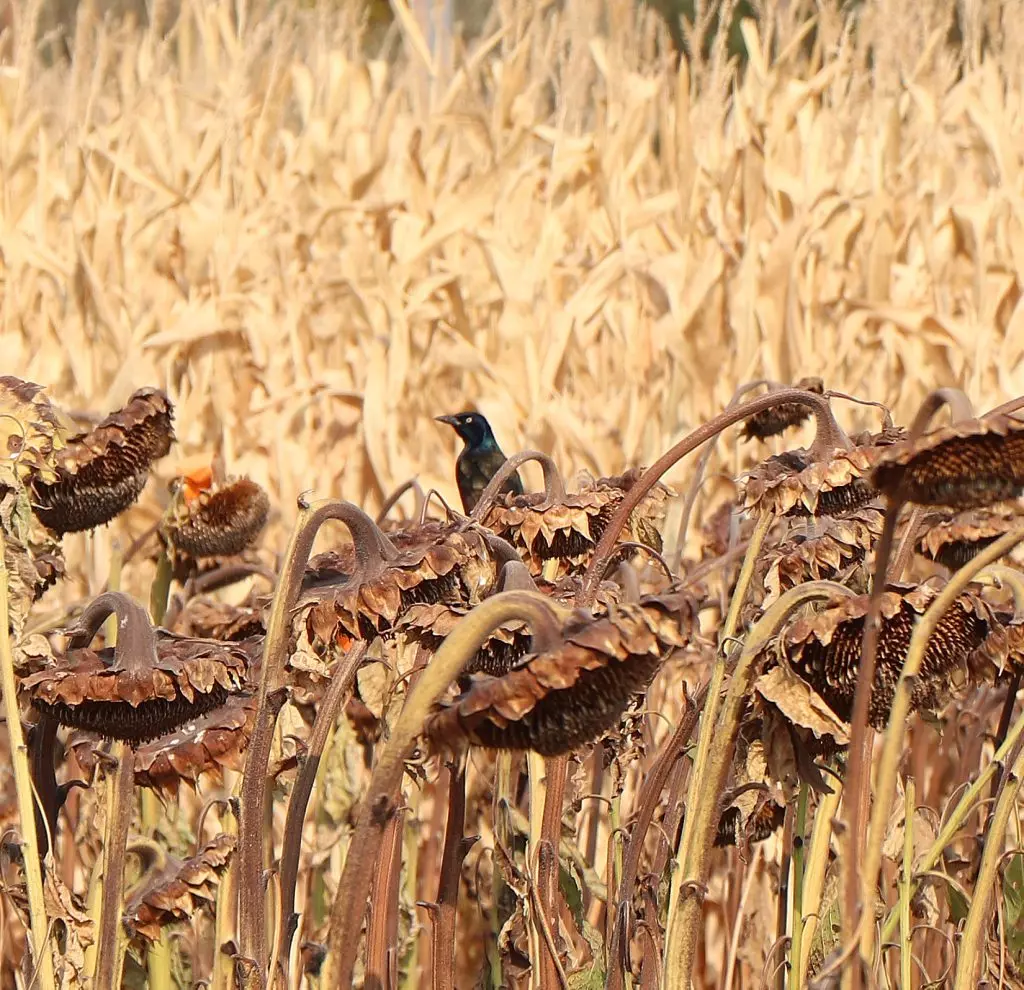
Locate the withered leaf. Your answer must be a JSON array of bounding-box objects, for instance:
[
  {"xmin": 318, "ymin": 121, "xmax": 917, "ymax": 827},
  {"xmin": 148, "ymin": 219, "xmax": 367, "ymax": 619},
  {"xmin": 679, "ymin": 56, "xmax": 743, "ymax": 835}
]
[
  {"xmin": 124, "ymin": 834, "xmax": 236, "ymax": 941},
  {"xmin": 754, "ymin": 665, "xmax": 850, "ymax": 744}
]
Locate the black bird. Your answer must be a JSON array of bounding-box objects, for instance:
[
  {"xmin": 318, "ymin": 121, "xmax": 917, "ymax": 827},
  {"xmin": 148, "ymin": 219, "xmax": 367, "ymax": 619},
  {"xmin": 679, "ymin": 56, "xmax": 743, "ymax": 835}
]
[{"xmin": 436, "ymin": 411, "xmax": 524, "ymax": 514}]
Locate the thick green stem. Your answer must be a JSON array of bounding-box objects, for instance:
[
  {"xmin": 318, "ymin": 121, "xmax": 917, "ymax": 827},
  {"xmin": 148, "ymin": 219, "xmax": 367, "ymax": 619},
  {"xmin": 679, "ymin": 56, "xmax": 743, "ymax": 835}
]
[
  {"xmin": 236, "ymin": 496, "xmax": 398, "ymax": 972},
  {"xmin": 660, "ymin": 509, "xmax": 775, "ymax": 978},
  {"xmin": 0, "ymin": 534, "xmax": 55, "ymax": 990},
  {"xmin": 859, "ymin": 527, "xmax": 1024, "ymax": 964},
  {"xmin": 663, "ymin": 580, "xmax": 855, "ymax": 989},
  {"xmin": 321, "ymin": 590, "xmax": 570, "ymax": 989},
  {"xmin": 580, "ymin": 387, "xmax": 849, "ymax": 605},
  {"xmin": 952, "ymin": 746, "xmax": 1024, "ymax": 988}
]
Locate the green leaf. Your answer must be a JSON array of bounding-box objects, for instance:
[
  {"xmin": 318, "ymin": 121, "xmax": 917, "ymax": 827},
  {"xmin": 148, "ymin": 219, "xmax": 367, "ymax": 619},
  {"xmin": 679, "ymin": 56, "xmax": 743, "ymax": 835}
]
[
  {"xmin": 1003, "ymin": 852, "xmax": 1024, "ymax": 927},
  {"xmin": 560, "ymin": 861, "xmax": 585, "ymax": 933}
]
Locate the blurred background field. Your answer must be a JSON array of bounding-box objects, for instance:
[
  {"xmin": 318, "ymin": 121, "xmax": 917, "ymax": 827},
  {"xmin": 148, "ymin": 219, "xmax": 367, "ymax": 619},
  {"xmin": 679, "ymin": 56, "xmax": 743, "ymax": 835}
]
[{"xmin": 4, "ymin": 0, "xmax": 1024, "ymax": 599}]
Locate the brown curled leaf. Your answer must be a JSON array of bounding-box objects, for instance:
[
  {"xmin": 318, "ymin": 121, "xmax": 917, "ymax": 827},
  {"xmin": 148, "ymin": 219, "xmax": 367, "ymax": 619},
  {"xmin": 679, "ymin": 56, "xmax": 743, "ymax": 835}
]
[
  {"xmin": 423, "ymin": 593, "xmax": 695, "ymax": 757},
  {"xmin": 739, "ymin": 377, "xmax": 825, "ymax": 442},
  {"xmin": 29, "ymin": 387, "xmax": 175, "ymax": 534},
  {"xmin": 161, "ymin": 475, "xmax": 270, "ymax": 560},
  {"xmin": 871, "ymin": 413, "xmax": 1024, "ymax": 510},
  {"xmin": 175, "ymin": 597, "xmax": 266, "ymax": 642},
  {"xmin": 22, "ymin": 630, "xmax": 250, "ymax": 747},
  {"xmin": 124, "ymin": 834, "xmax": 237, "ymax": 941},
  {"xmin": 776, "ymin": 584, "xmax": 993, "ymax": 728}
]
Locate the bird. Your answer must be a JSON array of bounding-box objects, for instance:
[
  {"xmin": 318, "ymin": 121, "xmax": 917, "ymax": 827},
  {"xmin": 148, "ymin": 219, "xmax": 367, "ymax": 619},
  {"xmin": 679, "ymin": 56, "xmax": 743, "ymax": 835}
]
[{"xmin": 435, "ymin": 411, "xmax": 524, "ymax": 514}]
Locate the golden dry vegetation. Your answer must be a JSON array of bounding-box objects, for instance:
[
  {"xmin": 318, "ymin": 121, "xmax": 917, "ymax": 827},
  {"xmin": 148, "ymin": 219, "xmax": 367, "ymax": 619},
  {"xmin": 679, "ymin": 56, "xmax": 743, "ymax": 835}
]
[{"xmin": 6, "ymin": 0, "xmax": 1024, "ymax": 987}]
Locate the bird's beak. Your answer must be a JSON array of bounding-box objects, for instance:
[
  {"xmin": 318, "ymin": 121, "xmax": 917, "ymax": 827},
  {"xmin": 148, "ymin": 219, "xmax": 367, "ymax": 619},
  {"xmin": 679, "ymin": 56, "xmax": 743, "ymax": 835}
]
[{"xmin": 435, "ymin": 415, "xmax": 458, "ymax": 427}]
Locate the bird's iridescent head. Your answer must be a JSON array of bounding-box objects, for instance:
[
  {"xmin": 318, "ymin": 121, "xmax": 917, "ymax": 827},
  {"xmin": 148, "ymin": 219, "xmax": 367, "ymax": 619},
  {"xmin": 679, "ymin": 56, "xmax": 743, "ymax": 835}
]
[{"xmin": 435, "ymin": 411, "xmax": 497, "ymax": 449}]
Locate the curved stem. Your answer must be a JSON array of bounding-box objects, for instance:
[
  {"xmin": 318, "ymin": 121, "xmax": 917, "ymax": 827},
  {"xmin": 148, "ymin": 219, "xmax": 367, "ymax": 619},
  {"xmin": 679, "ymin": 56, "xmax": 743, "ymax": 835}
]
[
  {"xmin": 845, "ymin": 386, "xmax": 977, "ymax": 986},
  {"xmin": 237, "ymin": 497, "xmax": 397, "ymax": 972},
  {"xmin": 274, "ymin": 641, "xmax": 368, "ymax": 978},
  {"xmin": 579, "ymin": 388, "xmax": 849, "ymax": 606},
  {"xmin": 668, "ymin": 379, "xmax": 772, "ymax": 572},
  {"xmin": 663, "ymin": 580, "xmax": 855, "ymax": 989},
  {"xmin": 0, "ymin": 534, "xmax": 56, "ymax": 990},
  {"xmin": 376, "ymin": 478, "xmax": 425, "ymax": 526},
  {"xmin": 320, "ymin": 591, "xmax": 571, "ymax": 989},
  {"xmin": 983, "ymin": 394, "xmax": 1024, "ymax": 418},
  {"xmin": 469, "ymin": 450, "xmax": 567, "ymax": 522},
  {"xmin": 859, "ymin": 527, "xmax": 1024, "ymax": 965},
  {"xmin": 67, "ymin": 590, "xmax": 159, "ymax": 664},
  {"xmin": 953, "ymin": 743, "xmax": 1024, "ymax": 988}
]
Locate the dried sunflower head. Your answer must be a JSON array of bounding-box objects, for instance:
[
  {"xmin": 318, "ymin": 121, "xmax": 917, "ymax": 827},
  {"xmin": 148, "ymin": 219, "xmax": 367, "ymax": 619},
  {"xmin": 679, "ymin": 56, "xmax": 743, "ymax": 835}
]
[
  {"xmin": 423, "ymin": 593, "xmax": 695, "ymax": 757},
  {"xmin": 69, "ymin": 690, "xmax": 257, "ymax": 796},
  {"xmin": 160, "ymin": 472, "xmax": 270, "ymax": 562},
  {"xmin": 175, "ymin": 597, "xmax": 266, "ymax": 642},
  {"xmin": 741, "ymin": 429, "xmax": 905, "ymax": 520},
  {"xmin": 29, "ymin": 387, "xmax": 175, "ymax": 535},
  {"xmin": 739, "ymin": 377, "xmax": 825, "ymax": 442},
  {"xmin": 301, "ymin": 518, "xmax": 499, "ymax": 648},
  {"xmin": 777, "ymin": 584, "xmax": 993, "ymax": 728},
  {"xmin": 124, "ymin": 834, "xmax": 236, "ymax": 941},
  {"xmin": 479, "ymin": 466, "xmax": 670, "ymax": 578},
  {"xmin": 915, "ymin": 502, "xmax": 1024, "ymax": 570},
  {"xmin": 871, "ymin": 413, "xmax": 1024, "ymax": 509},
  {"xmin": 23, "ymin": 608, "xmax": 250, "ymax": 748},
  {"xmin": 759, "ymin": 509, "xmax": 884, "ymax": 604}
]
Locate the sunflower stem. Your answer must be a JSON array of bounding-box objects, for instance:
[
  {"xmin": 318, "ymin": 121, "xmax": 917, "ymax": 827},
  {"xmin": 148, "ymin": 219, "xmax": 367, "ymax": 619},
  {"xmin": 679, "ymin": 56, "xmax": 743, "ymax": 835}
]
[
  {"xmin": 579, "ymin": 387, "xmax": 848, "ymax": 606},
  {"xmin": 797, "ymin": 773, "xmax": 843, "ymax": 987},
  {"xmin": 93, "ymin": 742, "xmax": 135, "ymax": 990},
  {"xmin": 788, "ymin": 782, "xmax": 809, "ymax": 989},
  {"xmin": 526, "ymin": 749, "xmax": 547, "ymax": 990},
  {"xmin": 236, "ymin": 496, "xmax": 397, "ymax": 973},
  {"xmin": 321, "ymin": 590, "xmax": 571, "ymax": 989},
  {"xmin": 952, "ymin": 741, "xmax": 1024, "ymax": 988},
  {"xmin": 859, "ymin": 527, "xmax": 1024, "ymax": 966},
  {"xmin": 149, "ymin": 549, "xmax": 173, "ymax": 627},
  {"xmin": 470, "ymin": 450, "xmax": 567, "ymax": 522},
  {"xmin": 844, "ymin": 386, "xmax": 976, "ymax": 990},
  {"xmin": 663, "ymin": 580, "xmax": 855, "ymax": 990},
  {"xmin": 0, "ymin": 533, "xmax": 56, "ymax": 990},
  {"xmin": 275, "ymin": 642, "xmax": 368, "ymax": 974}
]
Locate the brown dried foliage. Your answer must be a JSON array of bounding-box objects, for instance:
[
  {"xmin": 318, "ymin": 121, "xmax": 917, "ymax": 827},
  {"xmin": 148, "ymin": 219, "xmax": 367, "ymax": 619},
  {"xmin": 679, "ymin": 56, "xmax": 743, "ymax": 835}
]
[
  {"xmin": 760, "ymin": 509, "xmax": 884, "ymax": 603},
  {"xmin": 871, "ymin": 414, "xmax": 1024, "ymax": 509},
  {"xmin": 423, "ymin": 593, "xmax": 694, "ymax": 756},
  {"xmin": 22, "ymin": 632, "xmax": 249, "ymax": 746},
  {"xmin": 70, "ymin": 691, "xmax": 257, "ymax": 795},
  {"xmin": 479, "ymin": 470, "xmax": 671, "ymax": 576},
  {"xmin": 741, "ymin": 429, "xmax": 904, "ymax": 519},
  {"xmin": 124, "ymin": 834, "xmax": 237, "ymax": 941},
  {"xmin": 161, "ymin": 476, "xmax": 270, "ymax": 560},
  {"xmin": 778, "ymin": 585, "xmax": 993, "ymax": 728},
  {"xmin": 29, "ymin": 387, "xmax": 175, "ymax": 534},
  {"xmin": 916, "ymin": 502, "xmax": 1024, "ymax": 569},
  {"xmin": 302, "ymin": 522, "xmax": 496, "ymax": 645}
]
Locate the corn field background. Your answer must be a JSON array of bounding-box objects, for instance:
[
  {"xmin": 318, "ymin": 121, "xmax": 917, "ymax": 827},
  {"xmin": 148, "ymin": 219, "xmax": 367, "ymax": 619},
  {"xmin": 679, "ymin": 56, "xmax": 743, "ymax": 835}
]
[{"xmin": 6, "ymin": 0, "xmax": 1024, "ymax": 987}]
